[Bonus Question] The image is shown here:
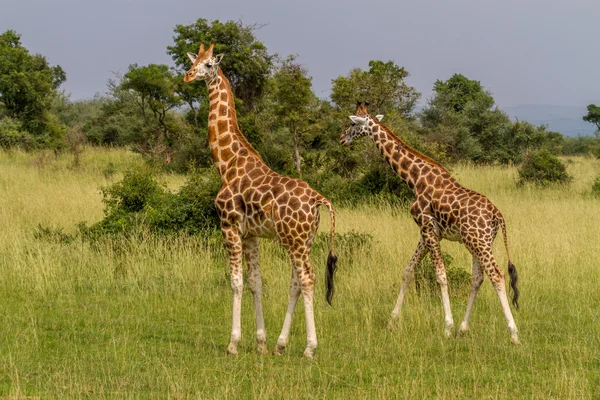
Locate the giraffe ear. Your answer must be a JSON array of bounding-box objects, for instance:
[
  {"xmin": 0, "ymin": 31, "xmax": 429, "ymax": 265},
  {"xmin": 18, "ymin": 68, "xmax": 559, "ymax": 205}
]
[
  {"xmin": 187, "ymin": 52, "xmax": 197, "ymax": 63},
  {"xmin": 214, "ymin": 54, "xmax": 224, "ymax": 65},
  {"xmin": 375, "ymin": 115, "xmax": 384, "ymax": 121},
  {"xmin": 349, "ymin": 116, "xmax": 366, "ymax": 125}
]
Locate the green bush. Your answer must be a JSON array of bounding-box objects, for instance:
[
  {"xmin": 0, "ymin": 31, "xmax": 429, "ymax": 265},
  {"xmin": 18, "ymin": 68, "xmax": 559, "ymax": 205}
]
[
  {"xmin": 310, "ymin": 167, "xmax": 414, "ymax": 208},
  {"xmin": 313, "ymin": 230, "xmax": 373, "ymax": 258},
  {"xmin": 33, "ymin": 224, "xmax": 76, "ymax": 245},
  {"xmin": 358, "ymin": 168, "xmax": 414, "ymax": 206},
  {"xmin": 0, "ymin": 117, "xmax": 34, "ymax": 148},
  {"xmin": 415, "ymin": 253, "xmax": 471, "ymax": 298},
  {"xmin": 79, "ymin": 168, "xmax": 221, "ymax": 242},
  {"xmin": 592, "ymin": 176, "xmax": 600, "ymax": 198},
  {"xmin": 517, "ymin": 150, "xmax": 572, "ymax": 186}
]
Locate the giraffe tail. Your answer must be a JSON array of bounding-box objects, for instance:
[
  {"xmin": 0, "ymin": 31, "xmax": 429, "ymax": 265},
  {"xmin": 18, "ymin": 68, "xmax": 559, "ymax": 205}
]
[
  {"xmin": 317, "ymin": 196, "xmax": 337, "ymax": 306},
  {"xmin": 499, "ymin": 215, "xmax": 519, "ymax": 310}
]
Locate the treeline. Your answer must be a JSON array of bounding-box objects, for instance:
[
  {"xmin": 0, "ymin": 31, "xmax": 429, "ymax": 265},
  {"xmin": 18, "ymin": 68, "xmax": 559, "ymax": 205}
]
[{"xmin": 1, "ymin": 20, "xmax": 600, "ymax": 200}]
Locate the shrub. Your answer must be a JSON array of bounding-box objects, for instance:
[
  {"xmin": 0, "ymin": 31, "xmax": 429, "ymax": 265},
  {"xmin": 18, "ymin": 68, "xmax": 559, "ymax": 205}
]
[
  {"xmin": 517, "ymin": 150, "xmax": 572, "ymax": 186},
  {"xmin": 592, "ymin": 175, "xmax": 600, "ymax": 198},
  {"xmin": 310, "ymin": 167, "xmax": 414, "ymax": 208},
  {"xmin": 313, "ymin": 230, "xmax": 373, "ymax": 258},
  {"xmin": 0, "ymin": 117, "xmax": 34, "ymax": 148},
  {"xmin": 415, "ymin": 252, "xmax": 471, "ymax": 298},
  {"xmin": 79, "ymin": 167, "xmax": 221, "ymax": 242},
  {"xmin": 102, "ymin": 168, "xmax": 164, "ymax": 214},
  {"xmin": 33, "ymin": 224, "xmax": 76, "ymax": 245}
]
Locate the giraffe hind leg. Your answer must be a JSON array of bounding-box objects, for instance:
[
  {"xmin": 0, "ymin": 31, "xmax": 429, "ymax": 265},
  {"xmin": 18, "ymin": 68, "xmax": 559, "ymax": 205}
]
[
  {"xmin": 459, "ymin": 256, "xmax": 484, "ymax": 334},
  {"xmin": 274, "ymin": 247, "xmax": 318, "ymax": 358},
  {"xmin": 478, "ymin": 250, "xmax": 520, "ymax": 344},
  {"xmin": 273, "ymin": 260, "xmax": 302, "ymax": 356}
]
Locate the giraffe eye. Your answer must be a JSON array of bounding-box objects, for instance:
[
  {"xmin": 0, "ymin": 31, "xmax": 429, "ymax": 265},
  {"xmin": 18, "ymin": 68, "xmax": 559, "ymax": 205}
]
[{"xmin": 206, "ymin": 63, "xmax": 212, "ymax": 68}]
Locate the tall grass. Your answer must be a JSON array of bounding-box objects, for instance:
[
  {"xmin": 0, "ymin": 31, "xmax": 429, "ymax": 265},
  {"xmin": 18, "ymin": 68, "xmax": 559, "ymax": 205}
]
[{"xmin": 0, "ymin": 148, "xmax": 598, "ymax": 398}]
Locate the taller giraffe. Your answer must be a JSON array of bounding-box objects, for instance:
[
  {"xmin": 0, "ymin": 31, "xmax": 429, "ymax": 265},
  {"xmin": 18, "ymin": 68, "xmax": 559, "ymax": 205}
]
[
  {"xmin": 184, "ymin": 43, "xmax": 338, "ymax": 358},
  {"xmin": 341, "ymin": 102, "xmax": 520, "ymax": 344}
]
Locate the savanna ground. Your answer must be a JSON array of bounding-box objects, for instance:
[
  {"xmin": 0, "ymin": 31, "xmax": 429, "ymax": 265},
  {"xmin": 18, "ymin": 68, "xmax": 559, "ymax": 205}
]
[{"xmin": 0, "ymin": 148, "xmax": 599, "ymax": 399}]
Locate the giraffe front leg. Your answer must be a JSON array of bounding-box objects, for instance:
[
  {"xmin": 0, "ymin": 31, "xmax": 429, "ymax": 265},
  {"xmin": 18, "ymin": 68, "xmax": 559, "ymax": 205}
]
[
  {"xmin": 223, "ymin": 225, "xmax": 244, "ymax": 355},
  {"xmin": 390, "ymin": 239, "xmax": 428, "ymax": 328},
  {"xmin": 459, "ymin": 257, "xmax": 484, "ymax": 334},
  {"xmin": 273, "ymin": 267, "xmax": 301, "ymax": 356},
  {"xmin": 297, "ymin": 257, "xmax": 317, "ymax": 359},
  {"xmin": 243, "ymin": 237, "xmax": 268, "ymax": 355},
  {"xmin": 422, "ymin": 225, "xmax": 454, "ymax": 337}
]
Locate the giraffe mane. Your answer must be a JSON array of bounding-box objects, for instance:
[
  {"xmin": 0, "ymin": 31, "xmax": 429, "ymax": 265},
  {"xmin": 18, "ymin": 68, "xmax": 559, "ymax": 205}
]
[
  {"xmin": 375, "ymin": 119, "xmax": 450, "ymax": 173},
  {"xmin": 216, "ymin": 68, "xmax": 264, "ymax": 162}
]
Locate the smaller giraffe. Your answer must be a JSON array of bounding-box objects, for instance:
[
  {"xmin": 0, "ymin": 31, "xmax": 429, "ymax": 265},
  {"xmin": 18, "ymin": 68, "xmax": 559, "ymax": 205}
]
[
  {"xmin": 185, "ymin": 43, "xmax": 338, "ymax": 358},
  {"xmin": 340, "ymin": 102, "xmax": 520, "ymax": 344}
]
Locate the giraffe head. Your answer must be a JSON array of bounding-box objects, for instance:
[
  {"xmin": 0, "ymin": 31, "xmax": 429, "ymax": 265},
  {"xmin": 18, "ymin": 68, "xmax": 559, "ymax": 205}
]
[
  {"xmin": 340, "ymin": 101, "xmax": 384, "ymax": 146},
  {"xmin": 184, "ymin": 43, "xmax": 224, "ymax": 83}
]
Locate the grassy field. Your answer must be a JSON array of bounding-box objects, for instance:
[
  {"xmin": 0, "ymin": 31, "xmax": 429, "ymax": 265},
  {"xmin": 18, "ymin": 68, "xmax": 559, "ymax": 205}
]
[{"xmin": 0, "ymin": 148, "xmax": 599, "ymax": 399}]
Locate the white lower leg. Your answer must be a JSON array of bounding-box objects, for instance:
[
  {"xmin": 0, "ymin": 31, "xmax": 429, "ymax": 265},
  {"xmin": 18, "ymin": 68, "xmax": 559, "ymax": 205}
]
[
  {"xmin": 391, "ymin": 269, "xmax": 413, "ymax": 320},
  {"xmin": 495, "ymin": 284, "xmax": 520, "ymax": 344},
  {"xmin": 436, "ymin": 271, "xmax": 454, "ymax": 337},
  {"xmin": 459, "ymin": 287, "xmax": 480, "ymax": 333},
  {"xmin": 228, "ymin": 274, "xmax": 243, "ymax": 354},
  {"xmin": 301, "ymin": 286, "xmax": 317, "ymax": 358},
  {"xmin": 249, "ymin": 277, "xmax": 267, "ymax": 354},
  {"xmin": 391, "ymin": 242, "xmax": 426, "ymax": 322},
  {"xmin": 460, "ymin": 261, "xmax": 483, "ymax": 333},
  {"xmin": 274, "ymin": 278, "xmax": 301, "ymax": 354}
]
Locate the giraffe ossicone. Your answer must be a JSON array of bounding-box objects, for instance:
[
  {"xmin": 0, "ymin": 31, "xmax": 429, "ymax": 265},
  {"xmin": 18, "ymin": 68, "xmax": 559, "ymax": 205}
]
[
  {"xmin": 342, "ymin": 101, "xmax": 520, "ymax": 344},
  {"xmin": 185, "ymin": 43, "xmax": 338, "ymax": 358}
]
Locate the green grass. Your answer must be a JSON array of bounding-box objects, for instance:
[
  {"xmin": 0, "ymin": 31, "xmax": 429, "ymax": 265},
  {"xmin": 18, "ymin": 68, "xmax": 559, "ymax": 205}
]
[{"xmin": 0, "ymin": 148, "xmax": 599, "ymax": 398}]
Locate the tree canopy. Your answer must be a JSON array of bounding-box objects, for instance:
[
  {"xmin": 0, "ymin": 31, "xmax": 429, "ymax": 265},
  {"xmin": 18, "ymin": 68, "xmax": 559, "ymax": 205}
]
[
  {"xmin": 0, "ymin": 30, "xmax": 66, "ymax": 145},
  {"xmin": 331, "ymin": 60, "xmax": 420, "ymax": 116},
  {"xmin": 167, "ymin": 19, "xmax": 273, "ymax": 111},
  {"xmin": 583, "ymin": 104, "xmax": 600, "ymax": 133}
]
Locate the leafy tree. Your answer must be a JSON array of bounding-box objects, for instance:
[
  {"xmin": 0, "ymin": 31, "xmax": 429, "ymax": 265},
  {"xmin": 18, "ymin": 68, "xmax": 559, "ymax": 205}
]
[
  {"xmin": 271, "ymin": 55, "xmax": 315, "ymax": 176},
  {"xmin": 119, "ymin": 64, "xmax": 184, "ymax": 164},
  {"xmin": 433, "ymin": 74, "xmax": 489, "ymax": 113},
  {"xmin": 167, "ymin": 18, "xmax": 273, "ymax": 113},
  {"xmin": 83, "ymin": 80, "xmax": 146, "ymax": 146},
  {"xmin": 583, "ymin": 104, "xmax": 600, "ymax": 133},
  {"xmin": 417, "ymin": 74, "xmax": 559, "ymax": 164},
  {"xmin": 331, "ymin": 60, "xmax": 420, "ymax": 116},
  {"xmin": 0, "ymin": 30, "xmax": 66, "ymax": 144}
]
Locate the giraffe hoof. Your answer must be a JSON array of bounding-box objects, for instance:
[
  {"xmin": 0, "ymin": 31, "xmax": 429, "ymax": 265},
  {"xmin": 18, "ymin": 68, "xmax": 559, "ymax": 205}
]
[
  {"xmin": 387, "ymin": 319, "xmax": 399, "ymax": 331},
  {"xmin": 272, "ymin": 345, "xmax": 284, "ymax": 356},
  {"xmin": 458, "ymin": 322, "xmax": 469, "ymax": 335},
  {"xmin": 302, "ymin": 348, "xmax": 315, "ymax": 359},
  {"xmin": 511, "ymin": 337, "xmax": 521, "ymax": 345},
  {"xmin": 257, "ymin": 343, "xmax": 269, "ymax": 355},
  {"xmin": 227, "ymin": 344, "xmax": 238, "ymax": 355},
  {"xmin": 444, "ymin": 326, "xmax": 454, "ymax": 338}
]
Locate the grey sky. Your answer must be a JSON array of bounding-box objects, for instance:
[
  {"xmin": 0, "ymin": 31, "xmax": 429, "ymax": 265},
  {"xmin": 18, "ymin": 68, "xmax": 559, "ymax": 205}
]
[{"xmin": 2, "ymin": 0, "xmax": 599, "ymax": 108}]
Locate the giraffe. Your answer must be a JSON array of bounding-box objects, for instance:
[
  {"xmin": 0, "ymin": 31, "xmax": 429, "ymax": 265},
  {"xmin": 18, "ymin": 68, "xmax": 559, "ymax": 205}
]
[
  {"xmin": 340, "ymin": 102, "xmax": 520, "ymax": 344},
  {"xmin": 184, "ymin": 43, "xmax": 338, "ymax": 358}
]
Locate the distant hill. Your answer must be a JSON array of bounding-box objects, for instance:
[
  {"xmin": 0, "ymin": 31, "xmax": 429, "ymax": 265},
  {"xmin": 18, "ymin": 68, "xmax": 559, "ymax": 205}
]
[{"xmin": 500, "ymin": 104, "xmax": 596, "ymax": 137}]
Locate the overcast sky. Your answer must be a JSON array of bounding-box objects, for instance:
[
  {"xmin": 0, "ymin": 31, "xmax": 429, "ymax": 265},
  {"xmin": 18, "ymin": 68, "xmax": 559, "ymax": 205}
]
[{"xmin": 2, "ymin": 0, "xmax": 598, "ymax": 107}]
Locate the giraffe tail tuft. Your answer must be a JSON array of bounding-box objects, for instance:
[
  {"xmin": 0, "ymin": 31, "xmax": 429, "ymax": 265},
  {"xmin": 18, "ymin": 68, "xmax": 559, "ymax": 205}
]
[
  {"xmin": 499, "ymin": 215, "xmax": 520, "ymax": 310},
  {"xmin": 317, "ymin": 196, "xmax": 337, "ymax": 306},
  {"xmin": 508, "ymin": 262, "xmax": 519, "ymax": 310},
  {"xmin": 326, "ymin": 251, "xmax": 338, "ymax": 306}
]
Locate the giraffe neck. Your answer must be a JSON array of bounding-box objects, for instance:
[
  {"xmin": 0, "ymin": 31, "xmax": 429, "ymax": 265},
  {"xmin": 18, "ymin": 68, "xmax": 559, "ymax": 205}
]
[
  {"xmin": 207, "ymin": 68, "xmax": 263, "ymax": 179},
  {"xmin": 369, "ymin": 123, "xmax": 450, "ymax": 191}
]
